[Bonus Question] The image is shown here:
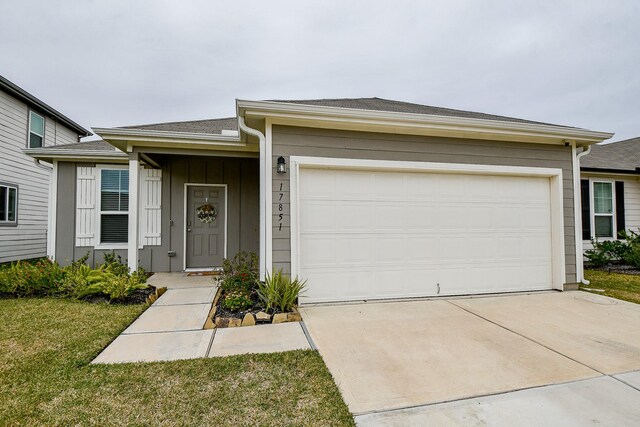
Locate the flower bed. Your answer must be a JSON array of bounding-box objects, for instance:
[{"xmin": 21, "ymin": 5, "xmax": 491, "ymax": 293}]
[
  {"xmin": 0, "ymin": 252, "xmax": 153, "ymax": 304},
  {"xmin": 205, "ymin": 252, "xmax": 306, "ymax": 328}
]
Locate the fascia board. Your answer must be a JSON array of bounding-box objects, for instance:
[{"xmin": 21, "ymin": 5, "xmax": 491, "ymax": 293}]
[{"xmin": 237, "ymin": 99, "xmax": 614, "ymax": 145}]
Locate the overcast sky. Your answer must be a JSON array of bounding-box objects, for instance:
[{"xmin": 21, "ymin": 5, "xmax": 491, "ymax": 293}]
[{"xmin": 1, "ymin": 1, "xmax": 638, "ymax": 142}]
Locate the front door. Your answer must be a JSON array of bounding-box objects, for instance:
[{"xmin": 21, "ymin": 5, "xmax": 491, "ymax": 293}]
[{"xmin": 186, "ymin": 185, "xmax": 226, "ymax": 269}]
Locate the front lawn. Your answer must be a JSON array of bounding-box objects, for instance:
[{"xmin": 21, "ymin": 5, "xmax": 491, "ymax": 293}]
[
  {"xmin": 582, "ymin": 270, "xmax": 640, "ymax": 304},
  {"xmin": 0, "ymin": 298, "xmax": 353, "ymax": 426}
]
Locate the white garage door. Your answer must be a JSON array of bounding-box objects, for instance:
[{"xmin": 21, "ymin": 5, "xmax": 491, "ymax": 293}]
[{"xmin": 297, "ymin": 167, "xmax": 554, "ymax": 303}]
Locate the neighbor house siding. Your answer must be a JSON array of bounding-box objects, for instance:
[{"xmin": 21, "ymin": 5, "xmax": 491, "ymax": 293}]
[
  {"xmin": 55, "ymin": 156, "xmax": 259, "ymax": 272},
  {"xmin": 271, "ymin": 125, "xmax": 578, "ymax": 284},
  {"xmin": 581, "ymin": 172, "xmax": 640, "ymax": 251},
  {"xmin": 0, "ymin": 89, "xmax": 80, "ymax": 263}
]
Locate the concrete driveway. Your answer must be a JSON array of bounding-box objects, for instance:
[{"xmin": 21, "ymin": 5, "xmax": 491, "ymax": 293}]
[{"xmin": 300, "ymin": 291, "xmax": 640, "ymax": 425}]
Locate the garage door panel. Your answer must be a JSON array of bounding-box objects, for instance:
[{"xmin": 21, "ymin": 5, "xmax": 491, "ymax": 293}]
[{"xmin": 298, "ymin": 167, "xmax": 554, "ymax": 303}]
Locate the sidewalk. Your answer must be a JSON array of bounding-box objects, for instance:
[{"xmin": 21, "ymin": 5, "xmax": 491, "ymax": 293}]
[{"xmin": 93, "ymin": 273, "xmax": 311, "ymax": 364}]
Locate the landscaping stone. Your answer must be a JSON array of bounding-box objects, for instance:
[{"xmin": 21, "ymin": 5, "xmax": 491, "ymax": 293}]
[
  {"xmin": 256, "ymin": 311, "xmax": 271, "ymax": 322},
  {"xmin": 228, "ymin": 318, "xmax": 242, "ymax": 327},
  {"xmin": 272, "ymin": 313, "xmax": 288, "ymax": 324},
  {"xmin": 287, "ymin": 311, "xmax": 302, "ymax": 322},
  {"xmin": 242, "ymin": 313, "xmax": 256, "ymax": 327},
  {"xmin": 215, "ymin": 317, "xmax": 229, "ymax": 328}
]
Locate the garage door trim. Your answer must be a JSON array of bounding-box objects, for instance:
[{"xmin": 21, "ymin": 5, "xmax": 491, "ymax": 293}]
[{"xmin": 289, "ymin": 156, "xmax": 566, "ymax": 303}]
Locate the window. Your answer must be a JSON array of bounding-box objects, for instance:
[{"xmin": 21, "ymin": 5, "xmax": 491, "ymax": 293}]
[
  {"xmin": 28, "ymin": 111, "xmax": 45, "ymax": 148},
  {"xmin": 593, "ymin": 181, "xmax": 614, "ymax": 238},
  {"xmin": 0, "ymin": 183, "xmax": 18, "ymax": 226},
  {"xmin": 100, "ymin": 169, "xmax": 129, "ymax": 243}
]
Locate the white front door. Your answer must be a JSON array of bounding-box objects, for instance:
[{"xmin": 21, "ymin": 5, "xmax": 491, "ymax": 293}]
[{"xmin": 297, "ymin": 167, "xmax": 554, "ymax": 303}]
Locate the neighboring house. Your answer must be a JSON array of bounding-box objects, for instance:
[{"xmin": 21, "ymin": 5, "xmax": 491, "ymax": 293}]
[
  {"xmin": 26, "ymin": 98, "xmax": 613, "ymax": 304},
  {"xmin": 0, "ymin": 75, "xmax": 91, "ymax": 263},
  {"xmin": 579, "ymin": 137, "xmax": 640, "ymax": 250}
]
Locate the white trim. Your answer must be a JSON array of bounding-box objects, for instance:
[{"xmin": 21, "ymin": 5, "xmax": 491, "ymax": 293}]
[
  {"xmin": 238, "ymin": 99, "xmax": 613, "ymax": 146},
  {"xmin": 572, "ymin": 143, "xmax": 583, "ymax": 283},
  {"xmin": 289, "ymin": 156, "xmax": 566, "ymax": 294},
  {"xmin": 265, "ymin": 118, "xmax": 273, "ymax": 273},
  {"xmin": 128, "ymin": 155, "xmax": 140, "ymax": 271},
  {"xmin": 47, "ymin": 160, "xmax": 58, "ymax": 259},
  {"xmin": 589, "ymin": 178, "xmax": 617, "ymax": 240},
  {"xmin": 183, "ymin": 183, "xmax": 228, "ymax": 271}
]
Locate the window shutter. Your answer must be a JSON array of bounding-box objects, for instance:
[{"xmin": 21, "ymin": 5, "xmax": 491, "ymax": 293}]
[
  {"xmin": 616, "ymin": 181, "xmax": 625, "ymax": 239},
  {"xmin": 580, "ymin": 179, "xmax": 591, "ymax": 240},
  {"xmin": 76, "ymin": 166, "xmax": 96, "ymax": 246},
  {"xmin": 140, "ymin": 168, "xmax": 162, "ymax": 246}
]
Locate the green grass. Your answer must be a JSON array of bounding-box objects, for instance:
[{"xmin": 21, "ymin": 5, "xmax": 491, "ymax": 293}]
[
  {"xmin": 0, "ymin": 298, "xmax": 354, "ymax": 426},
  {"xmin": 583, "ymin": 270, "xmax": 640, "ymax": 304}
]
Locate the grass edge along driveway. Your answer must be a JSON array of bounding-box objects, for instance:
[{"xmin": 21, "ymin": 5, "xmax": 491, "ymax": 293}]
[
  {"xmin": 0, "ymin": 298, "xmax": 353, "ymax": 426},
  {"xmin": 583, "ymin": 269, "xmax": 640, "ymax": 305}
]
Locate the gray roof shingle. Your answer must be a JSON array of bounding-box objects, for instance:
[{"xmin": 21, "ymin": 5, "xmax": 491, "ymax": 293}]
[
  {"xmin": 119, "ymin": 117, "xmax": 237, "ymax": 134},
  {"xmin": 47, "ymin": 139, "xmax": 120, "ymax": 152},
  {"xmin": 581, "ymin": 137, "xmax": 640, "ymax": 172},
  {"xmin": 119, "ymin": 97, "xmax": 574, "ymax": 133},
  {"xmin": 268, "ymin": 97, "xmax": 573, "ymax": 127}
]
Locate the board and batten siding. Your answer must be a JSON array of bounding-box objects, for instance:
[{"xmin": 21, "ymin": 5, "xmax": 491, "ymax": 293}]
[
  {"xmin": 0, "ymin": 89, "xmax": 80, "ymax": 262},
  {"xmin": 581, "ymin": 172, "xmax": 640, "ymax": 251},
  {"xmin": 56, "ymin": 157, "xmax": 259, "ymax": 272},
  {"xmin": 271, "ymin": 125, "xmax": 578, "ymax": 284}
]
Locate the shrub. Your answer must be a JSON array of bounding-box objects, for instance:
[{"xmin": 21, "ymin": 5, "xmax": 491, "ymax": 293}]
[
  {"xmin": 219, "ymin": 251, "xmax": 259, "ymax": 294},
  {"xmin": 257, "ymin": 269, "xmax": 306, "ymax": 313},
  {"xmin": 221, "ymin": 290, "xmax": 253, "ymax": 312},
  {"xmin": 79, "ymin": 273, "xmax": 147, "ymax": 301},
  {"xmin": 0, "ymin": 259, "xmax": 66, "ymax": 297},
  {"xmin": 101, "ymin": 252, "xmax": 130, "ymax": 277},
  {"xmin": 61, "ymin": 264, "xmax": 108, "ymax": 299}
]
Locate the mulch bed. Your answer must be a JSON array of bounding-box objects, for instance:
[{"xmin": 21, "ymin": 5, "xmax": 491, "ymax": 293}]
[{"xmin": 587, "ymin": 265, "xmax": 640, "ymax": 276}]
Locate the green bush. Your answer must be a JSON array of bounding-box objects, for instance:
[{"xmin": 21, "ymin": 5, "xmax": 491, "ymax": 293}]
[
  {"xmin": 219, "ymin": 251, "xmax": 259, "ymax": 294},
  {"xmin": 221, "ymin": 290, "xmax": 253, "ymax": 311},
  {"xmin": 91, "ymin": 274, "xmax": 147, "ymax": 301},
  {"xmin": 0, "ymin": 259, "xmax": 66, "ymax": 297},
  {"xmin": 257, "ymin": 269, "xmax": 306, "ymax": 313},
  {"xmin": 61, "ymin": 264, "xmax": 108, "ymax": 299}
]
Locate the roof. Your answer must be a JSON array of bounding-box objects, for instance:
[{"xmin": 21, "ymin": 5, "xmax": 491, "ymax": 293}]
[
  {"xmin": 119, "ymin": 117, "xmax": 237, "ymax": 134},
  {"xmin": 268, "ymin": 97, "xmax": 574, "ymax": 128},
  {"xmin": 581, "ymin": 137, "xmax": 640, "ymax": 173},
  {"xmin": 0, "ymin": 75, "xmax": 91, "ymax": 136},
  {"xmin": 118, "ymin": 97, "xmax": 574, "ymax": 133},
  {"xmin": 46, "ymin": 139, "xmax": 120, "ymax": 152}
]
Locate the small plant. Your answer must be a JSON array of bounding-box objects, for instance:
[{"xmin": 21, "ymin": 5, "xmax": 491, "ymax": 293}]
[
  {"xmin": 257, "ymin": 269, "xmax": 306, "ymax": 313},
  {"xmin": 79, "ymin": 273, "xmax": 147, "ymax": 301},
  {"xmin": 101, "ymin": 251, "xmax": 130, "ymax": 277},
  {"xmin": 221, "ymin": 290, "xmax": 253, "ymax": 312},
  {"xmin": 219, "ymin": 251, "xmax": 259, "ymax": 294}
]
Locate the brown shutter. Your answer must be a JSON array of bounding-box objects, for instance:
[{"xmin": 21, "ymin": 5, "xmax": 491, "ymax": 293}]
[
  {"xmin": 616, "ymin": 181, "xmax": 625, "ymax": 239},
  {"xmin": 581, "ymin": 180, "xmax": 591, "ymax": 240}
]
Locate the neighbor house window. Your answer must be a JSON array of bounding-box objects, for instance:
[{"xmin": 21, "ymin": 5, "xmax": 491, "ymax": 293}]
[
  {"xmin": 100, "ymin": 169, "xmax": 129, "ymax": 243},
  {"xmin": 0, "ymin": 183, "xmax": 18, "ymax": 226},
  {"xmin": 28, "ymin": 111, "xmax": 45, "ymax": 148},
  {"xmin": 593, "ymin": 181, "xmax": 614, "ymax": 238}
]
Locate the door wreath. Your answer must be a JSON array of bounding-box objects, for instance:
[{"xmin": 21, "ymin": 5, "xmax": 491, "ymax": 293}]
[{"xmin": 196, "ymin": 203, "xmax": 217, "ymax": 223}]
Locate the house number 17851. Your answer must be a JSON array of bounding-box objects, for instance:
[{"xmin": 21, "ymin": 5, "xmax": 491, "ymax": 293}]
[{"xmin": 278, "ymin": 182, "xmax": 284, "ymax": 231}]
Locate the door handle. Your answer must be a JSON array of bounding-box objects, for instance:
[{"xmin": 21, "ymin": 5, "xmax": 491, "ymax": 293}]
[{"xmin": 187, "ymin": 228, "xmax": 191, "ymax": 232}]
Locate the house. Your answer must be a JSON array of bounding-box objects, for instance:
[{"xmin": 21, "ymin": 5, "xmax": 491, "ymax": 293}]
[
  {"xmin": 579, "ymin": 137, "xmax": 640, "ymax": 250},
  {"xmin": 25, "ymin": 98, "xmax": 613, "ymax": 303},
  {"xmin": 0, "ymin": 75, "xmax": 91, "ymax": 263}
]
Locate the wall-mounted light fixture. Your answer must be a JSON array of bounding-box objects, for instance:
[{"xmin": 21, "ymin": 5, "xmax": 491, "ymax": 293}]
[{"xmin": 277, "ymin": 156, "xmax": 287, "ymax": 174}]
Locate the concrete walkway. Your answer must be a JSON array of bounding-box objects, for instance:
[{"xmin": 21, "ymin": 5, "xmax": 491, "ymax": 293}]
[{"xmin": 93, "ymin": 273, "xmax": 311, "ymax": 364}]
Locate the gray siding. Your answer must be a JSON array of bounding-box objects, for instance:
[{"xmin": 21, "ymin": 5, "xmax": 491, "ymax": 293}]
[
  {"xmin": 271, "ymin": 125, "xmax": 577, "ymax": 284},
  {"xmin": 0, "ymin": 89, "xmax": 80, "ymax": 262},
  {"xmin": 55, "ymin": 156, "xmax": 259, "ymax": 271}
]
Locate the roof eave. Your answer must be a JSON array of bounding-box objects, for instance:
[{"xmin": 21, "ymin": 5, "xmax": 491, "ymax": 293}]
[
  {"xmin": 237, "ymin": 99, "xmax": 614, "ymax": 145},
  {"xmin": 92, "ymin": 127, "xmax": 250, "ymax": 153},
  {"xmin": 0, "ymin": 75, "xmax": 92, "ymax": 137},
  {"xmin": 23, "ymin": 147, "xmax": 127, "ymax": 163}
]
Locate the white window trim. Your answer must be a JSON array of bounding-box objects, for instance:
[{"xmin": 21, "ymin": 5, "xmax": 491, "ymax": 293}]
[
  {"xmin": 28, "ymin": 110, "xmax": 45, "ymax": 148},
  {"xmin": 589, "ymin": 178, "xmax": 616, "ymax": 240},
  {"xmin": 0, "ymin": 182, "xmax": 18, "ymax": 226},
  {"xmin": 96, "ymin": 164, "xmax": 129, "ymax": 249}
]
